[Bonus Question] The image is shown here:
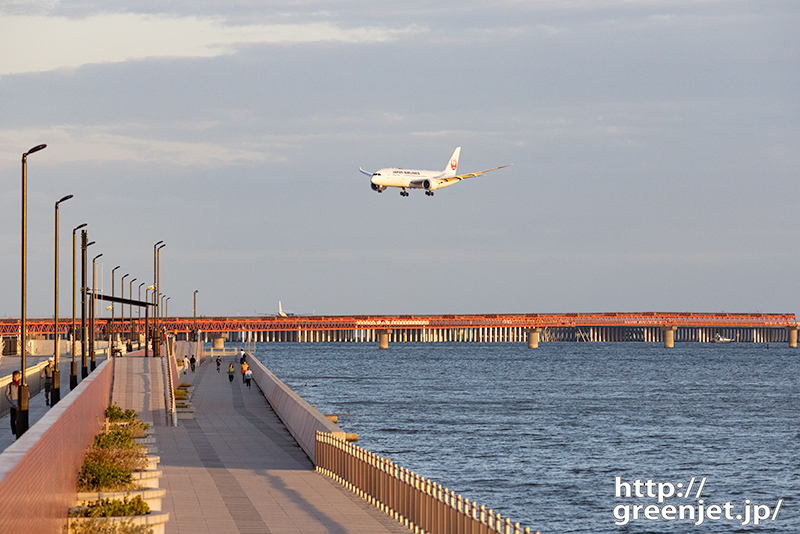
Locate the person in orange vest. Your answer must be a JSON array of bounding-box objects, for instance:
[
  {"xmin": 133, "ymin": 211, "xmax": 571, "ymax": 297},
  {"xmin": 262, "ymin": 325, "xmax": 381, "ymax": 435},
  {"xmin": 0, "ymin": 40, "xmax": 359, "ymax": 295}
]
[{"xmin": 241, "ymin": 360, "xmax": 249, "ymax": 383}]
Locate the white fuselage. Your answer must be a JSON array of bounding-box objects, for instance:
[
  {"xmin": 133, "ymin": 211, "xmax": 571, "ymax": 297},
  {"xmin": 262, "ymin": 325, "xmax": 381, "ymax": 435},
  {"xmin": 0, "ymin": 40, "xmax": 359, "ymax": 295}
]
[{"xmin": 371, "ymin": 168, "xmax": 452, "ymax": 190}]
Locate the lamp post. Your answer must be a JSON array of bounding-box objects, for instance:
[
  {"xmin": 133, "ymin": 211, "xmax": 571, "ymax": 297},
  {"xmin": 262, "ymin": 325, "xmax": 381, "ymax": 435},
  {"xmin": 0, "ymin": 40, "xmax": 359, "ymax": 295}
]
[
  {"xmin": 120, "ymin": 273, "xmax": 129, "ymax": 345},
  {"xmin": 18, "ymin": 143, "xmax": 47, "ymax": 437},
  {"xmin": 52, "ymin": 194, "xmax": 73, "ymax": 405},
  {"xmin": 165, "ymin": 296, "xmax": 170, "ymax": 319},
  {"xmin": 91, "ymin": 253, "xmax": 103, "ymax": 371},
  {"xmin": 154, "ymin": 242, "xmax": 165, "ymax": 357},
  {"xmin": 110, "ymin": 265, "xmax": 120, "ymax": 357},
  {"xmin": 81, "ymin": 236, "xmax": 94, "ymax": 378},
  {"xmin": 145, "ymin": 286, "xmax": 153, "ymax": 357},
  {"xmin": 128, "ymin": 277, "xmax": 136, "ymax": 346},
  {"xmin": 71, "ymin": 223, "xmax": 87, "ymax": 389},
  {"xmin": 193, "ymin": 290, "xmax": 198, "ymax": 342}
]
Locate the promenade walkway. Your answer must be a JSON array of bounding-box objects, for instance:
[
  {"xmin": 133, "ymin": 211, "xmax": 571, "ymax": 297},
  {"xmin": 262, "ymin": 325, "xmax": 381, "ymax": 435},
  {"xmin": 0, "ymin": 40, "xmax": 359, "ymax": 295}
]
[{"xmin": 114, "ymin": 355, "xmax": 407, "ymax": 534}]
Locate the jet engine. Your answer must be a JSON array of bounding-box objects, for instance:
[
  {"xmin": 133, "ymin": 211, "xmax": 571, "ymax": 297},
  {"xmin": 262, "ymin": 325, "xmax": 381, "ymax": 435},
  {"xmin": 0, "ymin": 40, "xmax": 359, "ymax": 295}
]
[
  {"xmin": 423, "ymin": 179, "xmax": 442, "ymax": 191},
  {"xmin": 371, "ymin": 183, "xmax": 386, "ymax": 193}
]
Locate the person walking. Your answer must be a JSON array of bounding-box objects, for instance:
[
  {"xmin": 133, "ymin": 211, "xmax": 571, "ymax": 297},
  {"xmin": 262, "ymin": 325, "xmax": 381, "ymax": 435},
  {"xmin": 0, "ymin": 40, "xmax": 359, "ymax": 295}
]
[
  {"xmin": 216, "ymin": 355, "xmax": 221, "ymax": 372},
  {"xmin": 5, "ymin": 371, "xmax": 21, "ymax": 436},
  {"xmin": 41, "ymin": 358, "xmax": 55, "ymax": 406},
  {"xmin": 244, "ymin": 368, "xmax": 253, "ymax": 389},
  {"xmin": 241, "ymin": 360, "xmax": 249, "ymax": 383},
  {"xmin": 227, "ymin": 363, "xmax": 235, "ymax": 383},
  {"xmin": 183, "ymin": 356, "xmax": 190, "ymax": 375},
  {"xmin": 190, "ymin": 355, "xmax": 196, "ymax": 373}
]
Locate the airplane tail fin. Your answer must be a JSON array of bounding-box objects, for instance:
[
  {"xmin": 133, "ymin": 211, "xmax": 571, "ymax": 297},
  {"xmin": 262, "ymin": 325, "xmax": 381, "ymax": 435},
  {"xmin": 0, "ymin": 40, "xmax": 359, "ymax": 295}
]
[{"xmin": 443, "ymin": 147, "xmax": 461, "ymax": 176}]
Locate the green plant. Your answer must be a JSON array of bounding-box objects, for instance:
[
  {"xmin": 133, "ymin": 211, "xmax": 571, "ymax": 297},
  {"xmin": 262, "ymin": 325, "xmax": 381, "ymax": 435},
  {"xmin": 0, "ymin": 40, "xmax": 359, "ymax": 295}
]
[
  {"xmin": 179, "ymin": 382, "xmax": 191, "ymax": 388},
  {"xmin": 105, "ymin": 403, "xmax": 138, "ymax": 423},
  {"xmin": 77, "ymin": 459, "xmax": 134, "ymax": 492},
  {"xmin": 173, "ymin": 389, "xmax": 186, "ymax": 400},
  {"xmin": 176, "ymin": 402, "xmax": 188, "ymax": 408},
  {"xmin": 94, "ymin": 430, "xmax": 136, "ymax": 450},
  {"xmin": 67, "ymin": 517, "xmax": 153, "ymax": 534},
  {"xmin": 70, "ymin": 496, "xmax": 150, "ymax": 517},
  {"xmin": 85, "ymin": 445, "xmax": 147, "ymax": 474}
]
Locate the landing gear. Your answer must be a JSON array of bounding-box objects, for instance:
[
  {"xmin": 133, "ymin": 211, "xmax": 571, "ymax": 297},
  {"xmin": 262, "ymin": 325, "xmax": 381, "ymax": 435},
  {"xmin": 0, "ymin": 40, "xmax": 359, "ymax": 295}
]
[
  {"xmin": 425, "ymin": 191, "xmax": 435, "ymax": 197},
  {"xmin": 400, "ymin": 190, "xmax": 409, "ymax": 197}
]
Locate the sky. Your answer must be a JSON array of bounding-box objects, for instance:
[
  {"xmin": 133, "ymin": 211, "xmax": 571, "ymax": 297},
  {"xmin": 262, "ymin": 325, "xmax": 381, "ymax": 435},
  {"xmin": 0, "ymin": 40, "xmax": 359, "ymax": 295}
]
[{"xmin": 0, "ymin": 0, "xmax": 798, "ymax": 318}]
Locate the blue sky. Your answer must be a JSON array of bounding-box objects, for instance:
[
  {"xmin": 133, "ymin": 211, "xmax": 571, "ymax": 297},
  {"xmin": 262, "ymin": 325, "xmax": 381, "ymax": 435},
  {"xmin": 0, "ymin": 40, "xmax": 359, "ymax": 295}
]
[{"xmin": 1, "ymin": 1, "xmax": 798, "ymax": 318}]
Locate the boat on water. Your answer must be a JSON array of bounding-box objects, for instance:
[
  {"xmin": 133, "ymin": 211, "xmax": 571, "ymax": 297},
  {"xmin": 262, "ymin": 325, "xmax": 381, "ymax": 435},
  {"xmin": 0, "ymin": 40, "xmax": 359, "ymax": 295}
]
[{"xmin": 714, "ymin": 333, "xmax": 734, "ymax": 343}]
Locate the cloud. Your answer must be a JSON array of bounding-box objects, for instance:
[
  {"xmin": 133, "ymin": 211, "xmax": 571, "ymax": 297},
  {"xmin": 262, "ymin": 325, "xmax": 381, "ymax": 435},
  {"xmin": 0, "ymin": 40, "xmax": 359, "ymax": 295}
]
[
  {"xmin": 0, "ymin": 13, "xmax": 420, "ymax": 76},
  {"xmin": 0, "ymin": 125, "xmax": 281, "ymax": 167}
]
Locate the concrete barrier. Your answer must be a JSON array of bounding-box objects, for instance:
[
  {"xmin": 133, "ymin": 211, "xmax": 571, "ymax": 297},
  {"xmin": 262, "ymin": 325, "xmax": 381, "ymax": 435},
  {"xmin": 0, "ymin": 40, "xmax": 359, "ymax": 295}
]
[
  {"xmin": 245, "ymin": 354, "xmax": 345, "ymax": 463},
  {"xmin": 0, "ymin": 359, "xmax": 112, "ymax": 533}
]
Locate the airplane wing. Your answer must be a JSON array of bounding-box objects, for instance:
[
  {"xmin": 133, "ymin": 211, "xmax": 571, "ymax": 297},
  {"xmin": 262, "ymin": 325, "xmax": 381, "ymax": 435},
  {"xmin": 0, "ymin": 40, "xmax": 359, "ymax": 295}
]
[
  {"xmin": 437, "ymin": 164, "xmax": 512, "ymax": 184},
  {"xmin": 359, "ymin": 167, "xmax": 375, "ymax": 177}
]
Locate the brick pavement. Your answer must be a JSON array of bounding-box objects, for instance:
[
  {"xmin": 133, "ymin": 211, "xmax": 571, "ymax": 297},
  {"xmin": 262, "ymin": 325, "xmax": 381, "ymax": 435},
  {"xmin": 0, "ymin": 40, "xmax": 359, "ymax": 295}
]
[{"xmin": 114, "ymin": 355, "xmax": 408, "ymax": 534}]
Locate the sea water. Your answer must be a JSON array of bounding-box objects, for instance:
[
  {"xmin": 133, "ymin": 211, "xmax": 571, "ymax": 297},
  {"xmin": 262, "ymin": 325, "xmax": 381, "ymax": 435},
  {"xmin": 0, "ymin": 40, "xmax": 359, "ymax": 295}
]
[{"xmin": 239, "ymin": 341, "xmax": 798, "ymax": 533}]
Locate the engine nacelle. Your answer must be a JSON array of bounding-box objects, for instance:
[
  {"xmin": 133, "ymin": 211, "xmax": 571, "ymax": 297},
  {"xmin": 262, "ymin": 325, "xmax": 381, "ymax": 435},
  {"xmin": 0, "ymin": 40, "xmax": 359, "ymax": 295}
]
[
  {"xmin": 371, "ymin": 183, "xmax": 386, "ymax": 193},
  {"xmin": 422, "ymin": 178, "xmax": 443, "ymax": 191}
]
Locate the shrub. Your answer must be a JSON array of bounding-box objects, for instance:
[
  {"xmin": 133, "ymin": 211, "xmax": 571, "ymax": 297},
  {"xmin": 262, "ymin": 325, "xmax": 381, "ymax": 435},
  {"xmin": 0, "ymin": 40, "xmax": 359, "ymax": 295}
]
[
  {"xmin": 173, "ymin": 389, "xmax": 186, "ymax": 400},
  {"xmin": 70, "ymin": 496, "xmax": 150, "ymax": 517},
  {"xmin": 85, "ymin": 445, "xmax": 147, "ymax": 474},
  {"xmin": 77, "ymin": 459, "xmax": 133, "ymax": 492},
  {"xmin": 105, "ymin": 404, "xmax": 138, "ymax": 423},
  {"xmin": 179, "ymin": 382, "xmax": 191, "ymax": 388},
  {"xmin": 67, "ymin": 517, "xmax": 153, "ymax": 534},
  {"xmin": 94, "ymin": 430, "xmax": 136, "ymax": 450}
]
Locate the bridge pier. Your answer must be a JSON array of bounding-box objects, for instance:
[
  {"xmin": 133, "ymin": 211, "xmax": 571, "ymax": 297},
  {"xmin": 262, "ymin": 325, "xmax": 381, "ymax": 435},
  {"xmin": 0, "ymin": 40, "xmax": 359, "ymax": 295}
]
[
  {"xmin": 525, "ymin": 328, "xmax": 542, "ymax": 349},
  {"xmin": 787, "ymin": 326, "xmax": 799, "ymax": 348},
  {"xmin": 210, "ymin": 332, "xmax": 227, "ymax": 350},
  {"xmin": 661, "ymin": 326, "xmax": 677, "ymax": 348},
  {"xmin": 377, "ymin": 329, "xmax": 392, "ymax": 349}
]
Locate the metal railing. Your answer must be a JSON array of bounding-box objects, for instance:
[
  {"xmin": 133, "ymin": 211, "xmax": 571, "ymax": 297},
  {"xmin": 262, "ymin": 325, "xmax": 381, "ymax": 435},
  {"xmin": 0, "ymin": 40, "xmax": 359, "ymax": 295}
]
[
  {"xmin": 315, "ymin": 432, "xmax": 537, "ymax": 534},
  {"xmin": 162, "ymin": 336, "xmax": 178, "ymax": 426}
]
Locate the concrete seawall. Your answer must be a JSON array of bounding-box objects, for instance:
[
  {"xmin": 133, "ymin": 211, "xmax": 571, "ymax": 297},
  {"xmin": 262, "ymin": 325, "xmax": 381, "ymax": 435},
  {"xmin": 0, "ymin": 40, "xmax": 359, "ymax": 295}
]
[{"xmin": 245, "ymin": 352, "xmax": 346, "ymax": 463}]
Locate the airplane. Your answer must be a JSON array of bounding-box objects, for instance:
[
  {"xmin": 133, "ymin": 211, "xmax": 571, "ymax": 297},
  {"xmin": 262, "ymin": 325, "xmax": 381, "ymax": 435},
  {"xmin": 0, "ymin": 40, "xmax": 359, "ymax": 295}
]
[
  {"xmin": 359, "ymin": 147, "xmax": 511, "ymax": 197},
  {"xmin": 278, "ymin": 301, "xmax": 295, "ymax": 317}
]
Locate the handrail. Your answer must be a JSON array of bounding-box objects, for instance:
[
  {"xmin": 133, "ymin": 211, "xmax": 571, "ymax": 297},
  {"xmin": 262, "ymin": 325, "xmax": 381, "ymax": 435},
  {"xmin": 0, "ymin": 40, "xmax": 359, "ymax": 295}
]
[
  {"xmin": 316, "ymin": 431, "xmax": 537, "ymax": 534},
  {"xmin": 162, "ymin": 337, "xmax": 177, "ymax": 426}
]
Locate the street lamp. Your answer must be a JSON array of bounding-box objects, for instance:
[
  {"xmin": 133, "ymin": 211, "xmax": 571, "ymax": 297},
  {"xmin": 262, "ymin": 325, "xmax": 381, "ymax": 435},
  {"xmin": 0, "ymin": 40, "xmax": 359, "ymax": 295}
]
[
  {"xmin": 154, "ymin": 242, "xmax": 165, "ymax": 357},
  {"xmin": 18, "ymin": 143, "xmax": 47, "ymax": 437},
  {"xmin": 71, "ymin": 223, "xmax": 87, "ymax": 389},
  {"xmin": 91, "ymin": 253, "xmax": 103, "ymax": 371},
  {"xmin": 111, "ymin": 265, "xmax": 120, "ymax": 357},
  {"xmin": 81, "ymin": 237, "xmax": 94, "ymax": 378},
  {"xmin": 52, "ymin": 194, "xmax": 73, "ymax": 405},
  {"xmin": 121, "ymin": 274, "xmax": 129, "ymax": 342},
  {"xmin": 193, "ymin": 290, "xmax": 198, "ymax": 342},
  {"xmin": 128, "ymin": 277, "xmax": 136, "ymax": 346},
  {"xmin": 145, "ymin": 285, "xmax": 154, "ymax": 357}
]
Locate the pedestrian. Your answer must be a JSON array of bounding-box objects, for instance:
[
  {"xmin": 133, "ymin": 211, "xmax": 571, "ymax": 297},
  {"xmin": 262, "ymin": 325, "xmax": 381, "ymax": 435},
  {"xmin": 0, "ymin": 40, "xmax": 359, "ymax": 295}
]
[
  {"xmin": 41, "ymin": 358, "xmax": 54, "ymax": 406},
  {"xmin": 190, "ymin": 355, "xmax": 196, "ymax": 373},
  {"xmin": 239, "ymin": 349, "xmax": 246, "ymax": 365},
  {"xmin": 227, "ymin": 363, "xmax": 235, "ymax": 383},
  {"xmin": 216, "ymin": 356, "xmax": 221, "ymax": 373},
  {"xmin": 5, "ymin": 371, "xmax": 21, "ymax": 437},
  {"xmin": 241, "ymin": 360, "xmax": 249, "ymax": 383},
  {"xmin": 183, "ymin": 356, "xmax": 190, "ymax": 375},
  {"xmin": 244, "ymin": 368, "xmax": 253, "ymax": 389}
]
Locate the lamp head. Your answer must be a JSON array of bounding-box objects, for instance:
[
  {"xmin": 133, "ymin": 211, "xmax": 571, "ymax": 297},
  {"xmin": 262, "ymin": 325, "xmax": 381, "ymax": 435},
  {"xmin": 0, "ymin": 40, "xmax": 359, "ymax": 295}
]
[{"xmin": 25, "ymin": 144, "xmax": 47, "ymax": 156}]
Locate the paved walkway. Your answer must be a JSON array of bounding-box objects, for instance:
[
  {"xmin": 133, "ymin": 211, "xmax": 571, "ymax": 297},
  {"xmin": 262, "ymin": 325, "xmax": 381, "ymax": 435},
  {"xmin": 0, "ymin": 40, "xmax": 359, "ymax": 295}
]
[{"xmin": 114, "ymin": 355, "xmax": 407, "ymax": 534}]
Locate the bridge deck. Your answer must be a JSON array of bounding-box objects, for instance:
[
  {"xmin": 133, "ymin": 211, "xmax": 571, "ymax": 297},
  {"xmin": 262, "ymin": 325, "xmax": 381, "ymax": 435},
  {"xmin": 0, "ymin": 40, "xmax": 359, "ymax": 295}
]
[{"xmin": 114, "ymin": 355, "xmax": 406, "ymax": 534}]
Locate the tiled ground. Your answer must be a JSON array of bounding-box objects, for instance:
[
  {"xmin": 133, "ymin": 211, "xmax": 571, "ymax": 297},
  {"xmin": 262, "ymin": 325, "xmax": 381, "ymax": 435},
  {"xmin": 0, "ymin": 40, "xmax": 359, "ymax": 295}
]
[{"xmin": 114, "ymin": 355, "xmax": 408, "ymax": 534}]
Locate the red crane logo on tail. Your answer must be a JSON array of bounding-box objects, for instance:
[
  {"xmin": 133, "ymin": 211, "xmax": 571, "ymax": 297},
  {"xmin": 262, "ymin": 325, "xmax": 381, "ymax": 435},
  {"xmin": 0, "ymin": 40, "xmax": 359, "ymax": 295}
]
[{"xmin": 450, "ymin": 159, "xmax": 457, "ymax": 171}]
